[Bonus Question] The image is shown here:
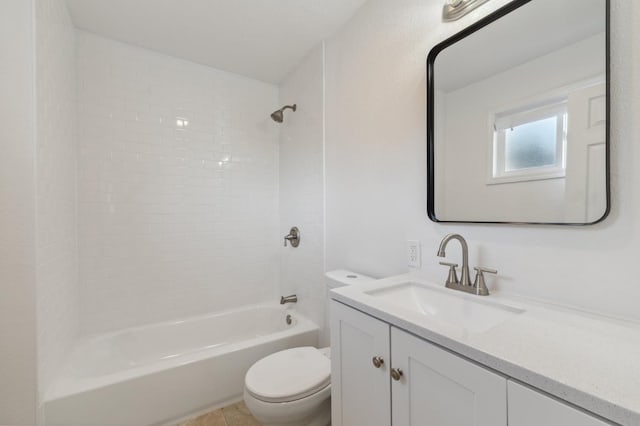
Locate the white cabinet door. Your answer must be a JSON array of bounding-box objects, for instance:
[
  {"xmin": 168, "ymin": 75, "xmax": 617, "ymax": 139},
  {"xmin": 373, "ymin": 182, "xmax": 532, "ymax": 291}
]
[
  {"xmin": 508, "ymin": 381, "xmax": 611, "ymax": 426},
  {"xmin": 391, "ymin": 327, "xmax": 507, "ymax": 426},
  {"xmin": 330, "ymin": 301, "xmax": 391, "ymax": 426}
]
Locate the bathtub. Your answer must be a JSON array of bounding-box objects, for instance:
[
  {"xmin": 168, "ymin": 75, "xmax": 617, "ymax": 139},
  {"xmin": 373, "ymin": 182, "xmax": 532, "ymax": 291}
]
[{"xmin": 44, "ymin": 304, "xmax": 318, "ymax": 426}]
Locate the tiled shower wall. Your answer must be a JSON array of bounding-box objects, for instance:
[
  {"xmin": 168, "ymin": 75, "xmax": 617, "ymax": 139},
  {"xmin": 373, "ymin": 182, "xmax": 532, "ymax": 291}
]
[
  {"xmin": 35, "ymin": 0, "xmax": 78, "ymax": 403},
  {"xmin": 76, "ymin": 32, "xmax": 280, "ymax": 334},
  {"xmin": 278, "ymin": 45, "xmax": 327, "ymax": 344}
]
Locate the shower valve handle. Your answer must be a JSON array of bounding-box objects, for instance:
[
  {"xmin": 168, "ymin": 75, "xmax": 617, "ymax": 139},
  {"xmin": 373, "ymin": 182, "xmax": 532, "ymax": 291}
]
[{"xmin": 283, "ymin": 227, "xmax": 300, "ymax": 247}]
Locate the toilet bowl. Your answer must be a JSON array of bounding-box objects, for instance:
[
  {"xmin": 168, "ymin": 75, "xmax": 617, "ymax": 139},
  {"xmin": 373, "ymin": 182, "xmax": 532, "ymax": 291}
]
[{"xmin": 244, "ymin": 347, "xmax": 331, "ymax": 426}]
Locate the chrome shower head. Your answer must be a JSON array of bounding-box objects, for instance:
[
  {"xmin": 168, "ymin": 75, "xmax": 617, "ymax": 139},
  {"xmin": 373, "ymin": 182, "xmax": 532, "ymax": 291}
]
[
  {"xmin": 270, "ymin": 110, "xmax": 284, "ymax": 123},
  {"xmin": 270, "ymin": 104, "xmax": 297, "ymax": 123}
]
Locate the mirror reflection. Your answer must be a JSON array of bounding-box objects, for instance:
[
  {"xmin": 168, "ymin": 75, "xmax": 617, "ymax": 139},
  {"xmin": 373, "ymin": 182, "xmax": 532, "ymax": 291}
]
[{"xmin": 428, "ymin": 0, "xmax": 608, "ymax": 224}]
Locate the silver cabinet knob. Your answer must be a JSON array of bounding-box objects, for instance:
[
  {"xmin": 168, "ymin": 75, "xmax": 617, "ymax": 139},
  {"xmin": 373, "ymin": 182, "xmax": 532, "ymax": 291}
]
[
  {"xmin": 391, "ymin": 368, "xmax": 403, "ymax": 381},
  {"xmin": 372, "ymin": 356, "xmax": 384, "ymax": 368}
]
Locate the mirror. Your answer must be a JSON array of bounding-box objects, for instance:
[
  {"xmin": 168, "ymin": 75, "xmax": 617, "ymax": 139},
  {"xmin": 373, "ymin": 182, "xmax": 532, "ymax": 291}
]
[{"xmin": 427, "ymin": 0, "xmax": 609, "ymax": 224}]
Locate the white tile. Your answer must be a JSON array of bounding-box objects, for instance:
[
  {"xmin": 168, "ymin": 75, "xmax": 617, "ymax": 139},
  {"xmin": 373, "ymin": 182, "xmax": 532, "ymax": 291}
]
[{"xmin": 77, "ymin": 32, "xmax": 280, "ymax": 334}]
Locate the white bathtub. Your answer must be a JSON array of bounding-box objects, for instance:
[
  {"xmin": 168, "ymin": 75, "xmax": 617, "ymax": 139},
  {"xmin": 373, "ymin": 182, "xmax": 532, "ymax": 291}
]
[{"xmin": 44, "ymin": 304, "xmax": 318, "ymax": 426}]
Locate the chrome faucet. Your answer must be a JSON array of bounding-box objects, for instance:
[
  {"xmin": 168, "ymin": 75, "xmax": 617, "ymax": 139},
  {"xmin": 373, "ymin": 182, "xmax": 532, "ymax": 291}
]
[
  {"xmin": 437, "ymin": 234, "xmax": 497, "ymax": 296},
  {"xmin": 280, "ymin": 294, "xmax": 298, "ymax": 304},
  {"xmin": 437, "ymin": 234, "xmax": 472, "ymax": 287}
]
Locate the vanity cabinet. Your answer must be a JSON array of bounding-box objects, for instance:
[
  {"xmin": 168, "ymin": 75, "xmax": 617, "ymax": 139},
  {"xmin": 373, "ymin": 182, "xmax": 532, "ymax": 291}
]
[
  {"xmin": 508, "ymin": 381, "xmax": 611, "ymax": 426},
  {"xmin": 330, "ymin": 301, "xmax": 507, "ymax": 426},
  {"xmin": 331, "ymin": 300, "xmax": 613, "ymax": 426}
]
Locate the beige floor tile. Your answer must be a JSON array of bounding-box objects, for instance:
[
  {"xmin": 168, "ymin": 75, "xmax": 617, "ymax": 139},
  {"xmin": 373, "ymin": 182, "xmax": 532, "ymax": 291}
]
[
  {"xmin": 222, "ymin": 401, "xmax": 262, "ymax": 426},
  {"xmin": 177, "ymin": 408, "xmax": 228, "ymax": 426}
]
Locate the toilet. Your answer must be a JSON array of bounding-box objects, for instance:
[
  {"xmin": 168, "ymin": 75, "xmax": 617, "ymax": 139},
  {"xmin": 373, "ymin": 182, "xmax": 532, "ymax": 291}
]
[{"xmin": 243, "ymin": 270, "xmax": 375, "ymax": 426}]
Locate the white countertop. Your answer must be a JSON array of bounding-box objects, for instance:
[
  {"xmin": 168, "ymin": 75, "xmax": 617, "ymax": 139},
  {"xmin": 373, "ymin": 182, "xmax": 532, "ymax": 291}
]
[{"xmin": 330, "ymin": 274, "xmax": 640, "ymax": 426}]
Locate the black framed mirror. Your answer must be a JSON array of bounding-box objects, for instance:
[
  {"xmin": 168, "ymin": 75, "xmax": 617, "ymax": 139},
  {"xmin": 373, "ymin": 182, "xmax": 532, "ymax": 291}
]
[{"xmin": 427, "ymin": 0, "xmax": 609, "ymax": 225}]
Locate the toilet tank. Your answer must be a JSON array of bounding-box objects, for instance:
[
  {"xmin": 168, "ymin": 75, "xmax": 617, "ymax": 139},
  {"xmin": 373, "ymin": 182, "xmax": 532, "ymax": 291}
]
[
  {"xmin": 325, "ymin": 269, "xmax": 375, "ymax": 289},
  {"xmin": 322, "ymin": 270, "xmax": 375, "ymax": 347}
]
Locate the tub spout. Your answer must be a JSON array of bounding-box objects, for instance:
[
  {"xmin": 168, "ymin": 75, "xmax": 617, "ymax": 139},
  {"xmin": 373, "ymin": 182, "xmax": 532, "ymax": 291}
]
[{"xmin": 280, "ymin": 294, "xmax": 297, "ymax": 305}]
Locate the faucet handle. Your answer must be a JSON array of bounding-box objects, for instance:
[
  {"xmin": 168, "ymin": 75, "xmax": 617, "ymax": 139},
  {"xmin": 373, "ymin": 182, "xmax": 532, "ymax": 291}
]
[
  {"xmin": 472, "ymin": 266, "xmax": 497, "ymax": 296},
  {"xmin": 439, "ymin": 261, "xmax": 459, "ymax": 287},
  {"xmin": 283, "ymin": 227, "xmax": 300, "ymax": 247}
]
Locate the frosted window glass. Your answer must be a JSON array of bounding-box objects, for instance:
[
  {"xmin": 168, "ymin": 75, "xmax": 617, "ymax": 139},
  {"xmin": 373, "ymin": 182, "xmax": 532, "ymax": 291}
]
[{"xmin": 504, "ymin": 116, "xmax": 557, "ymax": 171}]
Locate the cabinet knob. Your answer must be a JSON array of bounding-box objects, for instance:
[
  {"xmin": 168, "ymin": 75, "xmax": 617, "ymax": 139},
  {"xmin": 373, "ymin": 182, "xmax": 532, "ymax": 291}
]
[
  {"xmin": 391, "ymin": 368, "xmax": 403, "ymax": 381},
  {"xmin": 372, "ymin": 356, "xmax": 384, "ymax": 368}
]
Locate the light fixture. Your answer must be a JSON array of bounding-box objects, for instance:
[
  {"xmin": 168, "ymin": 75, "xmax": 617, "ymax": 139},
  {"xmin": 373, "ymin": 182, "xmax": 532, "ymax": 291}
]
[{"xmin": 442, "ymin": 0, "xmax": 490, "ymax": 22}]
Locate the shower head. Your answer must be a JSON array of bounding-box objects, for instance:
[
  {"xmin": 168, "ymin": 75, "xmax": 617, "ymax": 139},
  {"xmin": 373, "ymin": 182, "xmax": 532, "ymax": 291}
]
[{"xmin": 270, "ymin": 104, "xmax": 297, "ymax": 123}]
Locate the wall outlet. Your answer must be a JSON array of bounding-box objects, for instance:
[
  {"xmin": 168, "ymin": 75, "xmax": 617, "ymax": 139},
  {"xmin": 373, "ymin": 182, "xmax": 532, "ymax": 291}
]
[{"xmin": 407, "ymin": 240, "xmax": 421, "ymax": 268}]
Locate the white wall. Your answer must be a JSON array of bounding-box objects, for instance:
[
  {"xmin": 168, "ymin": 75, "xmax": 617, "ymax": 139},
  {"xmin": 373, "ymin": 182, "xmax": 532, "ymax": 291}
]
[
  {"xmin": 35, "ymin": 0, "xmax": 79, "ymax": 406},
  {"xmin": 76, "ymin": 32, "xmax": 281, "ymax": 334},
  {"xmin": 325, "ymin": 0, "xmax": 640, "ymax": 321},
  {"xmin": 0, "ymin": 1, "xmax": 38, "ymax": 424},
  {"xmin": 278, "ymin": 45, "xmax": 327, "ymax": 345}
]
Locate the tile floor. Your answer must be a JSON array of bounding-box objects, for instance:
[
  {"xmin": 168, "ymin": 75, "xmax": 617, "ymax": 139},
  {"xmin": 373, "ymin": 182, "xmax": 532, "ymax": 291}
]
[{"xmin": 177, "ymin": 401, "xmax": 262, "ymax": 426}]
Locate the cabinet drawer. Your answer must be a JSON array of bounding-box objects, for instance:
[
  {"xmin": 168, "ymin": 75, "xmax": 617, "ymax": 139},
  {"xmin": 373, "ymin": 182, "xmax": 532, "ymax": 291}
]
[{"xmin": 508, "ymin": 381, "xmax": 611, "ymax": 426}]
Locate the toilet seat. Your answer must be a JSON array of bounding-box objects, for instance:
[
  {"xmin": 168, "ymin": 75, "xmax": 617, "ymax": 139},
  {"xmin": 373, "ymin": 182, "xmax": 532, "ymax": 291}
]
[{"xmin": 245, "ymin": 347, "xmax": 331, "ymax": 403}]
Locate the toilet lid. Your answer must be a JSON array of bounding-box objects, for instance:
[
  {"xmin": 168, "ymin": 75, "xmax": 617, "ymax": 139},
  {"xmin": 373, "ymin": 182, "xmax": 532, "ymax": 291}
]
[{"xmin": 245, "ymin": 347, "xmax": 331, "ymax": 403}]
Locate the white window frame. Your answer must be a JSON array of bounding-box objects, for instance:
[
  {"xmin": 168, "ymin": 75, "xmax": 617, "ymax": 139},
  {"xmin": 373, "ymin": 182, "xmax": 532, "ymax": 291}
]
[{"xmin": 488, "ymin": 98, "xmax": 567, "ymax": 185}]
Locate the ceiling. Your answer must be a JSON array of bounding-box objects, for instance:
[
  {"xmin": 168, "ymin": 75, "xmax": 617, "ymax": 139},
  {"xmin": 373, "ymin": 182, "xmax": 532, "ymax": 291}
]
[{"xmin": 65, "ymin": 0, "xmax": 367, "ymax": 84}]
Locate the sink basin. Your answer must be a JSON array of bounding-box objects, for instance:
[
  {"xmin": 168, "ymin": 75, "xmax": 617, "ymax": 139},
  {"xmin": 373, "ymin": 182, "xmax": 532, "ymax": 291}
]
[{"xmin": 365, "ymin": 282, "xmax": 524, "ymax": 333}]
